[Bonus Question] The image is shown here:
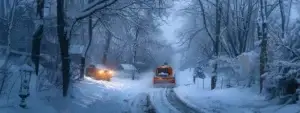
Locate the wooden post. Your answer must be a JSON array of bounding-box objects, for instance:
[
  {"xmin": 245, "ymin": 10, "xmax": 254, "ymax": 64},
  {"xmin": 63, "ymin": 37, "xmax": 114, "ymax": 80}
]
[
  {"xmin": 202, "ymin": 78, "xmax": 204, "ymax": 89},
  {"xmin": 221, "ymin": 77, "xmax": 223, "ymax": 89}
]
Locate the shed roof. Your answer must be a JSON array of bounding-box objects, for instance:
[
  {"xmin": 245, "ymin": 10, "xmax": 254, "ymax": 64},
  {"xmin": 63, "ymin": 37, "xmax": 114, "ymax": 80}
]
[{"xmin": 120, "ymin": 64, "xmax": 137, "ymax": 70}]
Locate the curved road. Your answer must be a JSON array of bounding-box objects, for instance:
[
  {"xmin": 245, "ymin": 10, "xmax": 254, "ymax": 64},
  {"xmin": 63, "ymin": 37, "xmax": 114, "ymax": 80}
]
[
  {"xmin": 149, "ymin": 88, "xmax": 203, "ymax": 113},
  {"xmin": 165, "ymin": 88, "xmax": 203, "ymax": 113}
]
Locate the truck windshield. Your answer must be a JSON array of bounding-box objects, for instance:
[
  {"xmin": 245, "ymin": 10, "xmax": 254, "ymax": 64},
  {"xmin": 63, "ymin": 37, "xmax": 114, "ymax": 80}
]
[{"xmin": 156, "ymin": 68, "xmax": 169, "ymax": 76}]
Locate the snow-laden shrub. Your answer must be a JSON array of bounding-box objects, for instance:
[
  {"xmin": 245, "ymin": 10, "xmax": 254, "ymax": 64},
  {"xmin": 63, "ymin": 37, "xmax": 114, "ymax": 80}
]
[
  {"xmin": 237, "ymin": 51, "xmax": 260, "ymax": 87},
  {"xmin": 193, "ymin": 60, "xmax": 206, "ymax": 78},
  {"xmin": 263, "ymin": 71, "xmax": 280, "ymax": 100},
  {"xmin": 205, "ymin": 51, "xmax": 259, "ymax": 88},
  {"xmin": 263, "ymin": 60, "xmax": 300, "ymax": 104},
  {"xmin": 208, "ymin": 56, "xmax": 239, "ymax": 87}
]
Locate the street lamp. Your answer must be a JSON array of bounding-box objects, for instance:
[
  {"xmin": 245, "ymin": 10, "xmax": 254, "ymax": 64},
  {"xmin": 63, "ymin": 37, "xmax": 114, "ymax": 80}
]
[{"xmin": 19, "ymin": 64, "xmax": 34, "ymax": 108}]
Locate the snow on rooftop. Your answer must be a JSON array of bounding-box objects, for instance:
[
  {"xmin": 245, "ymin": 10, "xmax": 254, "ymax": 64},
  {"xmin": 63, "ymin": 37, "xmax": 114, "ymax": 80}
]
[
  {"xmin": 20, "ymin": 64, "xmax": 34, "ymax": 71},
  {"xmin": 120, "ymin": 64, "xmax": 137, "ymax": 70},
  {"xmin": 135, "ymin": 61, "xmax": 145, "ymax": 64},
  {"xmin": 95, "ymin": 64, "xmax": 107, "ymax": 69}
]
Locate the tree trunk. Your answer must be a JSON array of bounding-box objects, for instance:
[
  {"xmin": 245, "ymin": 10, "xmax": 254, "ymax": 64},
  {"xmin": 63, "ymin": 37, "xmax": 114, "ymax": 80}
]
[
  {"xmin": 286, "ymin": 0, "xmax": 292, "ymax": 30},
  {"xmin": 1, "ymin": 0, "xmax": 17, "ymax": 69},
  {"xmin": 57, "ymin": 0, "xmax": 70, "ymax": 97},
  {"xmin": 211, "ymin": 0, "xmax": 221, "ymax": 90},
  {"xmin": 79, "ymin": 0, "xmax": 93, "ymax": 79},
  {"xmin": 279, "ymin": 0, "xmax": 285, "ymax": 39},
  {"xmin": 259, "ymin": 0, "xmax": 268, "ymax": 93},
  {"xmin": 80, "ymin": 57, "xmax": 85, "ymax": 79},
  {"xmin": 102, "ymin": 30, "xmax": 112, "ymax": 65},
  {"xmin": 32, "ymin": 26, "xmax": 43, "ymax": 76},
  {"xmin": 0, "ymin": 0, "xmax": 4, "ymax": 17},
  {"xmin": 132, "ymin": 27, "xmax": 139, "ymax": 80},
  {"xmin": 3, "ymin": 0, "xmax": 9, "ymax": 16},
  {"xmin": 31, "ymin": 0, "xmax": 45, "ymax": 76}
]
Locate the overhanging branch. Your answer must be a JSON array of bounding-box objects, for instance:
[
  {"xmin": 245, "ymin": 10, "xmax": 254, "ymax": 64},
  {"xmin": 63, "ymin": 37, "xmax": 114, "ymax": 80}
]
[{"xmin": 75, "ymin": 0, "xmax": 118, "ymax": 21}]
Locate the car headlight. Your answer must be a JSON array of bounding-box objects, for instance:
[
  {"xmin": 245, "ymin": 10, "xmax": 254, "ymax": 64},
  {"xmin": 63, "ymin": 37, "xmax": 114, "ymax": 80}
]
[
  {"xmin": 108, "ymin": 70, "xmax": 114, "ymax": 75},
  {"xmin": 98, "ymin": 70, "xmax": 104, "ymax": 74}
]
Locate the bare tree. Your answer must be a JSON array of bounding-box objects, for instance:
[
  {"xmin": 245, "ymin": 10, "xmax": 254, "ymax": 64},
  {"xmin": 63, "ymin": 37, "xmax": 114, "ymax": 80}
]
[
  {"xmin": 258, "ymin": 0, "xmax": 268, "ymax": 93},
  {"xmin": 0, "ymin": 0, "xmax": 4, "ymax": 17},
  {"xmin": 57, "ymin": 0, "xmax": 70, "ymax": 97},
  {"xmin": 197, "ymin": 0, "xmax": 221, "ymax": 90},
  {"xmin": 31, "ymin": 0, "xmax": 45, "ymax": 75},
  {"xmin": 102, "ymin": 30, "xmax": 112, "ymax": 65},
  {"xmin": 279, "ymin": 0, "xmax": 285, "ymax": 40},
  {"xmin": 211, "ymin": 0, "xmax": 222, "ymax": 90}
]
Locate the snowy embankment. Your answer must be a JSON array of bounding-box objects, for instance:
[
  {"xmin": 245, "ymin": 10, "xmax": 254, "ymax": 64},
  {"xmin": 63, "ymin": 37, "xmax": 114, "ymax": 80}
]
[
  {"xmin": 45, "ymin": 71, "xmax": 155, "ymax": 113},
  {"xmin": 174, "ymin": 68, "xmax": 300, "ymax": 113},
  {"xmin": 0, "ymin": 66, "xmax": 155, "ymax": 113}
]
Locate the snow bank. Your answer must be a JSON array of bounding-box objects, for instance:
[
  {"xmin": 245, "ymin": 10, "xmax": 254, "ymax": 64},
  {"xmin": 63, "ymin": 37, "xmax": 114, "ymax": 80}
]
[
  {"xmin": 175, "ymin": 68, "xmax": 195, "ymax": 85},
  {"xmin": 174, "ymin": 68, "xmax": 300, "ymax": 113},
  {"xmin": 175, "ymin": 86, "xmax": 269, "ymax": 113},
  {"xmin": 0, "ymin": 66, "xmax": 162, "ymax": 113},
  {"xmin": 45, "ymin": 71, "xmax": 154, "ymax": 113}
]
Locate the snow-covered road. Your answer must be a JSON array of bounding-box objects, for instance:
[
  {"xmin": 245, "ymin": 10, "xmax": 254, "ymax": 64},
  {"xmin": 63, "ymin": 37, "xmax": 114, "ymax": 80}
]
[
  {"xmin": 72, "ymin": 71, "xmax": 203, "ymax": 113},
  {"xmin": 149, "ymin": 88, "xmax": 203, "ymax": 113},
  {"xmin": 80, "ymin": 71, "xmax": 204, "ymax": 113},
  {"xmin": 166, "ymin": 89, "xmax": 203, "ymax": 113}
]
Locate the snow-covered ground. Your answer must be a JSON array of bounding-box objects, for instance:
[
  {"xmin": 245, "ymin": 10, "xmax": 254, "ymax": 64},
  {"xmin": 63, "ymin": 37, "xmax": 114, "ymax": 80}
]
[
  {"xmin": 47, "ymin": 71, "xmax": 157, "ymax": 113},
  {"xmin": 174, "ymin": 68, "xmax": 300, "ymax": 113},
  {"xmin": 0, "ymin": 69, "xmax": 155, "ymax": 113},
  {"xmin": 3, "ymin": 65, "xmax": 300, "ymax": 113}
]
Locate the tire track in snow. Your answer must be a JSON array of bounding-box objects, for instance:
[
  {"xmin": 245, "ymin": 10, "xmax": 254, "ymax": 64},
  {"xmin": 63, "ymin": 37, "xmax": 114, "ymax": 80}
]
[
  {"xmin": 165, "ymin": 88, "xmax": 204, "ymax": 113},
  {"xmin": 129, "ymin": 93, "xmax": 156, "ymax": 113},
  {"xmin": 149, "ymin": 89, "xmax": 179, "ymax": 113}
]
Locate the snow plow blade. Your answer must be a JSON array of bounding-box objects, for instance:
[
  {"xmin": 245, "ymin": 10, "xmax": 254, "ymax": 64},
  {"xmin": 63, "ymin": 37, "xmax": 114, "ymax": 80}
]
[{"xmin": 153, "ymin": 77, "xmax": 176, "ymax": 88}]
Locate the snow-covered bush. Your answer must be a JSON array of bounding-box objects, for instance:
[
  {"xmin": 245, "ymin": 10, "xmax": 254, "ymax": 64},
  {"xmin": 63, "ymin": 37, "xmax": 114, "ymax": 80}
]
[
  {"xmin": 208, "ymin": 56, "xmax": 240, "ymax": 87},
  {"xmin": 204, "ymin": 51, "xmax": 260, "ymax": 88},
  {"xmin": 259, "ymin": 18, "xmax": 300, "ymax": 104},
  {"xmin": 237, "ymin": 51, "xmax": 260, "ymax": 87}
]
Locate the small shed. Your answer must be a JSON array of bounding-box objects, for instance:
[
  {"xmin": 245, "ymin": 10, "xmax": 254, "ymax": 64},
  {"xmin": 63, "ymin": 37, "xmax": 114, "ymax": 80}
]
[
  {"xmin": 117, "ymin": 64, "xmax": 138, "ymax": 75},
  {"xmin": 95, "ymin": 64, "xmax": 109, "ymax": 69},
  {"xmin": 118, "ymin": 64, "xmax": 137, "ymax": 71},
  {"xmin": 116, "ymin": 64, "xmax": 138, "ymax": 79}
]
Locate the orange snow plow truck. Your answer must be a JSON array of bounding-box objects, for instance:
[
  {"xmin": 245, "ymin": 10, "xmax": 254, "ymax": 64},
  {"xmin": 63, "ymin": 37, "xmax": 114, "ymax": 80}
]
[{"xmin": 153, "ymin": 63, "xmax": 176, "ymax": 88}]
